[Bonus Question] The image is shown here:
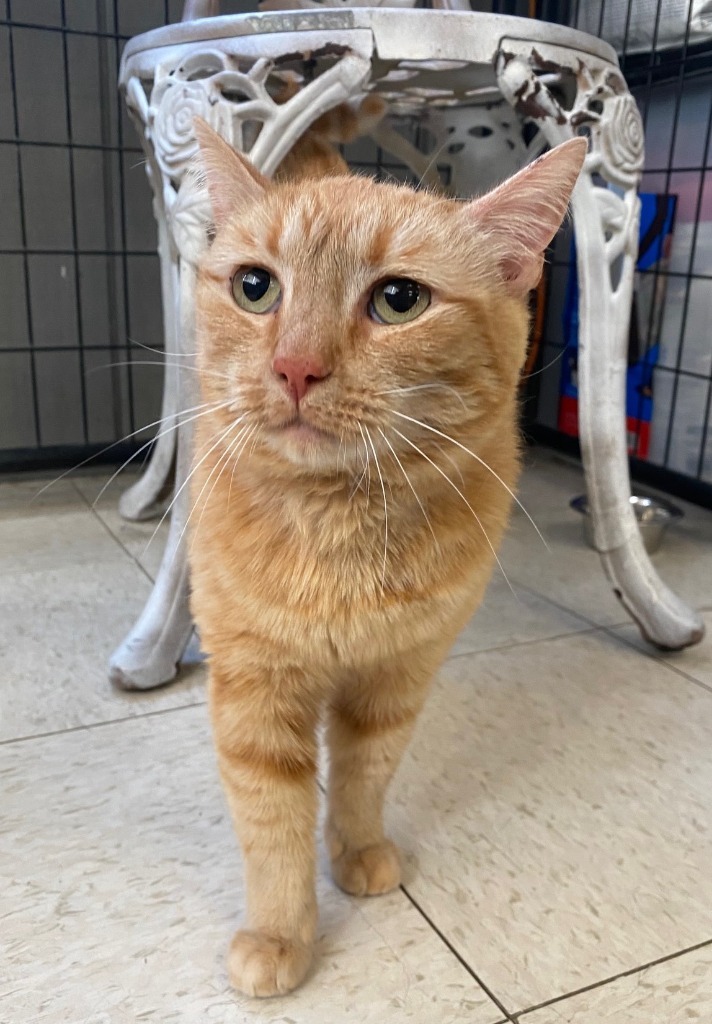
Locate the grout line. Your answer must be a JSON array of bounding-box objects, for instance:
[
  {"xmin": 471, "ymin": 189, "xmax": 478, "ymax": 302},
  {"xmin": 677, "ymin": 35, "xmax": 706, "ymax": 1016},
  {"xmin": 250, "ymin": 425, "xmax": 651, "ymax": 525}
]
[
  {"xmin": 514, "ymin": 936, "xmax": 712, "ymax": 1019},
  {"xmin": 0, "ymin": 699, "xmax": 206, "ymax": 748},
  {"xmin": 399, "ymin": 887, "xmax": 517, "ymax": 1023},
  {"xmin": 447, "ymin": 625, "xmax": 602, "ymax": 663},
  {"xmin": 505, "ymin": 577, "xmax": 712, "ymax": 696},
  {"xmin": 508, "ymin": 577, "xmax": 624, "ymax": 632},
  {"xmin": 70, "ymin": 478, "xmax": 158, "ymax": 586},
  {"xmin": 600, "ymin": 623, "xmax": 712, "ymax": 697}
]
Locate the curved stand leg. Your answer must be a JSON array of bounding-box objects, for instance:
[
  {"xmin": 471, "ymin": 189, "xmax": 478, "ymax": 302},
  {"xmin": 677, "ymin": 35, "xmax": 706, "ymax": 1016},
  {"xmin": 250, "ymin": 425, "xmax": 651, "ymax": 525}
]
[
  {"xmin": 111, "ymin": 49, "xmax": 371, "ymax": 688},
  {"xmin": 119, "ymin": 217, "xmax": 180, "ymax": 522},
  {"xmin": 572, "ymin": 179, "xmax": 705, "ymax": 649},
  {"xmin": 109, "ymin": 263, "xmax": 197, "ymax": 689},
  {"xmin": 497, "ymin": 43, "xmax": 704, "ymax": 650}
]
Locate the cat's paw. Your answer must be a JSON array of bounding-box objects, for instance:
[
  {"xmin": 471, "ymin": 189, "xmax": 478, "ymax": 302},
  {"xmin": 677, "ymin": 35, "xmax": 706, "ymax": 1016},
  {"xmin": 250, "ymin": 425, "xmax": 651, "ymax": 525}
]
[
  {"xmin": 228, "ymin": 929, "xmax": 313, "ymax": 997},
  {"xmin": 330, "ymin": 839, "xmax": 401, "ymax": 896}
]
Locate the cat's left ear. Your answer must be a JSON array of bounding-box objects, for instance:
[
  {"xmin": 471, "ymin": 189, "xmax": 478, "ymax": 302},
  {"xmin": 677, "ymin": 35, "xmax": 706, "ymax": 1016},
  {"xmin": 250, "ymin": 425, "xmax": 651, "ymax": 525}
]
[
  {"xmin": 192, "ymin": 117, "xmax": 268, "ymax": 227},
  {"xmin": 463, "ymin": 137, "xmax": 587, "ymax": 296}
]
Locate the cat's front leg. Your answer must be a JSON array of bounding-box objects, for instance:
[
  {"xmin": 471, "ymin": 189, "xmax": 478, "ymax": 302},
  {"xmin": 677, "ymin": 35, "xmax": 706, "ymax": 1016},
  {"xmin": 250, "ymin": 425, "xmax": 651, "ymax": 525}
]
[
  {"xmin": 209, "ymin": 658, "xmax": 321, "ymax": 997},
  {"xmin": 326, "ymin": 649, "xmax": 441, "ymax": 897}
]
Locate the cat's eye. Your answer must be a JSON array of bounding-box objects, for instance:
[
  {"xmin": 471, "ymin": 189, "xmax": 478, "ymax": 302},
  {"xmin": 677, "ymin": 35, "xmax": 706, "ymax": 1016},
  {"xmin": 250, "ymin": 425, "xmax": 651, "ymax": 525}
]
[
  {"xmin": 370, "ymin": 278, "xmax": 431, "ymax": 324},
  {"xmin": 232, "ymin": 267, "xmax": 281, "ymax": 314}
]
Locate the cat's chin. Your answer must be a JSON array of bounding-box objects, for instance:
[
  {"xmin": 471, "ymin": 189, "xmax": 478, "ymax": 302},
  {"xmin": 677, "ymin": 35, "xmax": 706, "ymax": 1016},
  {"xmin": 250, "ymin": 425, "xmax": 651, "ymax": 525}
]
[
  {"xmin": 280, "ymin": 421, "xmax": 335, "ymax": 446},
  {"xmin": 265, "ymin": 420, "xmax": 340, "ymax": 470}
]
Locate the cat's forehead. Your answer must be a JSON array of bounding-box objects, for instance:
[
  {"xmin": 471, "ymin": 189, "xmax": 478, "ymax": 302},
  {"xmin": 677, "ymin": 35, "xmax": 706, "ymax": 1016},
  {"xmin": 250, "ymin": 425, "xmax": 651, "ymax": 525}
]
[{"xmin": 257, "ymin": 177, "xmax": 454, "ymax": 271}]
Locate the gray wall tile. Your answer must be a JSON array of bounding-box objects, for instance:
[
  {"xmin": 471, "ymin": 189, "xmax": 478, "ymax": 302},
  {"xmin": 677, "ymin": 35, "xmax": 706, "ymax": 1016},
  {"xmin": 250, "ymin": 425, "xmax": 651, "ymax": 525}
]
[
  {"xmin": 0, "ymin": 144, "xmax": 23, "ymax": 248},
  {"xmin": 35, "ymin": 349, "xmax": 85, "ymax": 445},
  {"xmin": 28, "ymin": 254, "xmax": 79, "ymax": 349},
  {"xmin": 79, "ymin": 255, "xmax": 126, "ymax": 348},
  {"xmin": 13, "ymin": 27, "xmax": 68, "ymax": 144},
  {"xmin": 127, "ymin": 255, "xmax": 163, "ymax": 349},
  {"xmin": 84, "ymin": 347, "xmax": 130, "ymax": 445},
  {"xmin": 65, "ymin": 0, "xmax": 100, "ymax": 33},
  {"xmin": 122, "ymin": 154, "xmax": 158, "ymax": 253},
  {"xmin": 20, "ymin": 145, "xmax": 73, "ymax": 249},
  {"xmin": 0, "ymin": 28, "xmax": 15, "ymax": 138},
  {"xmin": 67, "ymin": 33, "xmax": 103, "ymax": 146},
  {"xmin": 9, "ymin": 0, "xmax": 63, "ymax": 28},
  {"xmin": 74, "ymin": 149, "xmax": 122, "ymax": 251},
  {"xmin": 128, "ymin": 355, "xmax": 163, "ymax": 439},
  {"xmin": 117, "ymin": 1, "xmax": 167, "ymax": 37},
  {"xmin": 0, "ymin": 353, "xmax": 38, "ymax": 447},
  {"xmin": 0, "ymin": 255, "xmax": 30, "ymax": 350}
]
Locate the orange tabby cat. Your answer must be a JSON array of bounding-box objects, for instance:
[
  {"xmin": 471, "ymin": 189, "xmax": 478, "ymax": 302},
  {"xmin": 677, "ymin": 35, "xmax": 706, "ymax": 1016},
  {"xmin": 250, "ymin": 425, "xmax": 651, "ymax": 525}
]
[{"xmin": 189, "ymin": 112, "xmax": 585, "ymax": 997}]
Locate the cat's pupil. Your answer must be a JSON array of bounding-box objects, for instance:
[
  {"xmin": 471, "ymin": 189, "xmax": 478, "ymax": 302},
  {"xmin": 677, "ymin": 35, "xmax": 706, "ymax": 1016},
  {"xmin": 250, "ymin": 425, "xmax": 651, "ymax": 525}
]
[
  {"xmin": 383, "ymin": 279, "xmax": 420, "ymax": 313},
  {"xmin": 242, "ymin": 268, "xmax": 271, "ymax": 302}
]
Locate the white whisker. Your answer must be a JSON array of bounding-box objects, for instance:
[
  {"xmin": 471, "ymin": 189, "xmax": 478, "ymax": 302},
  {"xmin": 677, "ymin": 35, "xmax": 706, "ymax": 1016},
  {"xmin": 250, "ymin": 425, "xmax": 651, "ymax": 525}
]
[
  {"xmin": 32, "ymin": 398, "xmax": 223, "ymax": 502},
  {"xmin": 91, "ymin": 399, "xmax": 234, "ymax": 510},
  {"xmin": 364, "ymin": 425, "xmax": 388, "ymax": 596},
  {"xmin": 392, "ymin": 410, "xmax": 549, "ymax": 552},
  {"xmin": 378, "ymin": 427, "xmax": 438, "ymax": 547},
  {"xmin": 356, "ymin": 422, "xmax": 372, "ymax": 509},
  {"xmin": 128, "ymin": 337, "xmax": 202, "ymax": 359},
  {"xmin": 86, "ymin": 359, "xmax": 231, "ymax": 383},
  {"xmin": 432, "ymin": 442, "xmax": 465, "ymax": 487},
  {"xmin": 188, "ymin": 421, "xmax": 254, "ymax": 554},
  {"xmin": 524, "ymin": 345, "xmax": 567, "ymax": 380},
  {"xmin": 416, "ymin": 137, "xmax": 450, "ymax": 190},
  {"xmin": 141, "ymin": 415, "xmax": 245, "ymax": 558},
  {"xmin": 392, "ymin": 426, "xmax": 515, "ymax": 596},
  {"xmin": 228, "ymin": 422, "xmax": 258, "ymax": 510},
  {"xmin": 376, "ymin": 383, "xmax": 468, "ymax": 411}
]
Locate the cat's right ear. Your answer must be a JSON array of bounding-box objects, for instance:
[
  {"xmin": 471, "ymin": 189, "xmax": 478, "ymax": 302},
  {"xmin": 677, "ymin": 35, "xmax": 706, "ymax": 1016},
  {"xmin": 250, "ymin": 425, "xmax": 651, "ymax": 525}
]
[{"xmin": 192, "ymin": 117, "xmax": 268, "ymax": 228}]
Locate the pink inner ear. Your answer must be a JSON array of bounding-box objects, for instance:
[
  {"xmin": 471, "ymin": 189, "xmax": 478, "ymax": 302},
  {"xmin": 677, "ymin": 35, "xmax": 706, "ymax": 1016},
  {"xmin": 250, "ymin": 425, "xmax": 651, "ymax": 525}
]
[
  {"xmin": 193, "ymin": 117, "xmax": 268, "ymax": 229},
  {"xmin": 500, "ymin": 253, "xmax": 544, "ymax": 294},
  {"xmin": 465, "ymin": 137, "xmax": 587, "ymax": 296}
]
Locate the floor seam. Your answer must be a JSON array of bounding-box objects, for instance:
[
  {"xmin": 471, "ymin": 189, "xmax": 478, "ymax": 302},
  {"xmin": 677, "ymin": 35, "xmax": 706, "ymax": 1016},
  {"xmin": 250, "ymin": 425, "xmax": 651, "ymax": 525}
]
[
  {"xmin": 71, "ymin": 478, "xmax": 158, "ymax": 586},
  {"xmin": 509, "ymin": 577, "xmax": 628, "ymax": 632},
  {"xmin": 600, "ymin": 624, "xmax": 712, "ymax": 697},
  {"xmin": 513, "ymin": 936, "xmax": 712, "ymax": 1018},
  {"xmin": 399, "ymin": 886, "xmax": 517, "ymax": 1023},
  {"xmin": 0, "ymin": 698, "xmax": 207, "ymax": 747},
  {"xmin": 447, "ymin": 625, "xmax": 604, "ymax": 663},
  {"xmin": 508, "ymin": 579, "xmax": 712, "ymax": 695}
]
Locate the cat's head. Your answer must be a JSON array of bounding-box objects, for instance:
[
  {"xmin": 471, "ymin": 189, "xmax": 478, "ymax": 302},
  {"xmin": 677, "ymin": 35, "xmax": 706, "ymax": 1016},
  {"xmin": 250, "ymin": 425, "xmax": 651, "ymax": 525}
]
[{"xmin": 193, "ymin": 121, "xmax": 585, "ymax": 478}]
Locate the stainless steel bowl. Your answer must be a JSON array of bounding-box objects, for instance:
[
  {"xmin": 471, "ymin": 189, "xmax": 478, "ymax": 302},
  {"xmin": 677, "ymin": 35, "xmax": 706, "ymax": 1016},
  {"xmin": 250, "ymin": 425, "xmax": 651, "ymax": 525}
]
[{"xmin": 570, "ymin": 494, "xmax": 684, "ymax": 554}]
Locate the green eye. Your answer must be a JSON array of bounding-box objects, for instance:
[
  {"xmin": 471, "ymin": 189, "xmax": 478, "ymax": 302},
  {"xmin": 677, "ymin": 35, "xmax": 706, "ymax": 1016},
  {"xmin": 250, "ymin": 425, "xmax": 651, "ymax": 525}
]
[
  {"xmin": 232, "ymin": 267, "xmax": 281, "ymax": 314},
  {"xmin": 370, "ymin": 278, "xmax": 430, "ymax": 324}
]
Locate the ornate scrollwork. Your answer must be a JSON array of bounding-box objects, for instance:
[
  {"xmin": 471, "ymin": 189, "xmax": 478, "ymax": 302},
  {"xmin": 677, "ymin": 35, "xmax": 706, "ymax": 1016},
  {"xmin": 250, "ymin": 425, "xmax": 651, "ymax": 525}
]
[
  {"xmin": 123, "ymin": 47, "xmax": 369, "ymax": 262},
  {"xmin": 496, "ymin": 49, "xmax": 644, "ymax": 191}
]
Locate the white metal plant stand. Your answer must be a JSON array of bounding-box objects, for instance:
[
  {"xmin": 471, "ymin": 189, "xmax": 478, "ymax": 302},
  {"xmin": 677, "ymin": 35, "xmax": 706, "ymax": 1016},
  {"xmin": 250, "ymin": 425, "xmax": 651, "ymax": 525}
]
[{"xmin": 112, "ymin": 2, "xmax": 704, "ymax": 689}]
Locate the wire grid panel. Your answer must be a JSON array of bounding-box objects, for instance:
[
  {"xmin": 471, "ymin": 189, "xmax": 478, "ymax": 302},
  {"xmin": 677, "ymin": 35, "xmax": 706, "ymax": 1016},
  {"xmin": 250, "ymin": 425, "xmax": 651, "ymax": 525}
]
[
  {"xmin": 2, "ymin": 0, "xmax": 711, "ymax": 506},
  {"xmin": 0, "ymin": 0, "xmax": 267, "ymax": 469},
  {"xmin": 533, "ymin": 0, "xmax": 712, "ymax": 503}
]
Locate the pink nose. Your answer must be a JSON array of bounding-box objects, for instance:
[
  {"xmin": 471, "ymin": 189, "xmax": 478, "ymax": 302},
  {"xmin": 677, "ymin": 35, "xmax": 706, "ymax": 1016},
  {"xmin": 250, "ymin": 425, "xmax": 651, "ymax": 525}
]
[{"xmin": 272, "ymin": 355, "xmax": 330, "ymax": 403}]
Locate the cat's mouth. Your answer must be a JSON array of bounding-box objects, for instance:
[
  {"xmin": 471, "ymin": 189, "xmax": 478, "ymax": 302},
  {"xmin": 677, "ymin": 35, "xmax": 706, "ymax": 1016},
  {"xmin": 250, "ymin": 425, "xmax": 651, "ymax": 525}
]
[{"xmin": 273, "ymin": 415, "xmax": 337, "ymax": 447}]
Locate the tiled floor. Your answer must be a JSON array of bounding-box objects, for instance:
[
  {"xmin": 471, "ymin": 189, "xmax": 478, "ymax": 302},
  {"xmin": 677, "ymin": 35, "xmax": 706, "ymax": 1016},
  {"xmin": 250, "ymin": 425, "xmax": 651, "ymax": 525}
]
[{"xmin": 1, "ymin": 448, "xmax": 711, "ymax": 1023}]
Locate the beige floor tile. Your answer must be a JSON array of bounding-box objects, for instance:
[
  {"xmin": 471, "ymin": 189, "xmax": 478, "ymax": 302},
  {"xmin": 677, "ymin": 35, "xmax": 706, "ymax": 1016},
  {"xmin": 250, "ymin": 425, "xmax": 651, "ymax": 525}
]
[
  {"xmin": 520, "ymin": 943, "xmax": 712, "ymax": 1022},
  {"xmin": 386, "ymin": 629, "xmax": 712, "ymax": 1012},
  {"xmin": 0, "ymin": 706, "xmax": 504, "ymax": 1024},
  {"xmin": 73, "ymin": 469, "xmax": 170, "ymax": 580},
  {"xmin": 452, "ymin": 577, "xmax": 591, "ymax": 658},
  {"xmin": 0, "ymin": 472, "xmax": 132, "ymax": 577},
  {"xmin": 89, "ymin": 502, "xmax": 170, "ymax": 581},
  {"xmin": 609, "ymin": 609, "xmax": 712, "ymax": 693},
  {"xmin": 0, "ymin": 559, "xmax": 205, "ymax": 741},
  {"xmin": 503, "ymin": 450, "xmax": 712, "ymax": 629},
  {"xmin": 0, "ymin": 476, "xmax": 84, "ymax": 519}
]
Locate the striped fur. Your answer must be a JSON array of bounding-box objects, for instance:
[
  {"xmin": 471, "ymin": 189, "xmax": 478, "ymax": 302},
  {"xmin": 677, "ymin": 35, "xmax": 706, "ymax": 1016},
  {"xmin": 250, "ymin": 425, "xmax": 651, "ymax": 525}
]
[{"xmin": 190, "ymin": 116, "xmax": 585, "ymax": 996}]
